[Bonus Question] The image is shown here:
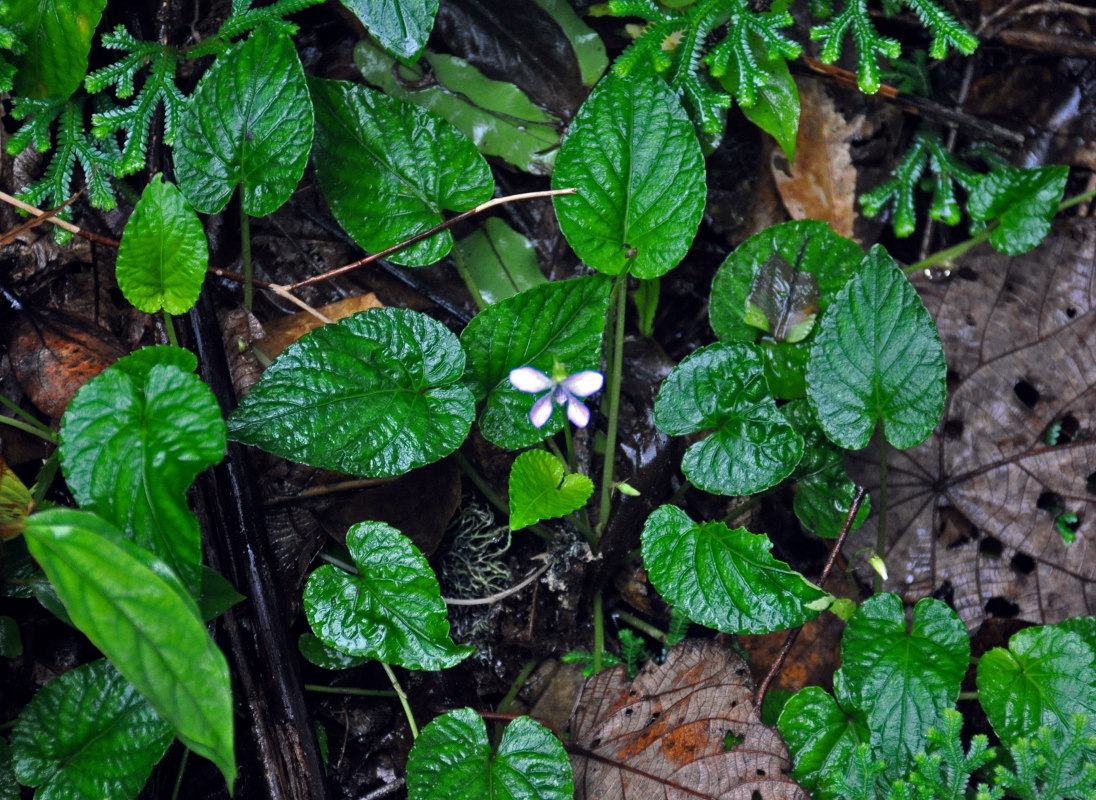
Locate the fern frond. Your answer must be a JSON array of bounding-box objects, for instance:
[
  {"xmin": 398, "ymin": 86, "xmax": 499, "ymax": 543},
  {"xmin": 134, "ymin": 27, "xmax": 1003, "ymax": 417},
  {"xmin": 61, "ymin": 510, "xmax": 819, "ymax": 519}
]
[
  {"xmin": 188, "ymin": 0, "xmax": 326, "ymax": 56},
  {"xmin": 704, "ymin": 0, "xmax": 800, "ymax": 108},
  {"xmin": 994, "ymin": 715, "xmax": 1096, "ymax": 800}
]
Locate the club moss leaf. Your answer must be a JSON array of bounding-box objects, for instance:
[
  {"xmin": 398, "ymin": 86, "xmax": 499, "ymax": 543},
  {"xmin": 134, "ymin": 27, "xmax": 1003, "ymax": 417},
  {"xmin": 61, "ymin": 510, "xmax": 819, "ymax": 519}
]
[
  {"xmin": 59, "ymin": 346, "xmax": 226, "ymax": 595},
  {"xmin": 340, "ymin": 0, "xmax": 439, "ymax": 60},
  {"xmin": 406, "ymin": 708, "xmax": 572, "ymax": 800},
  {"xmin": 115, "ymin": 174, "xmax": 208, "ymax": 315},
  {"xmin": 641, "ymin": 504, "xmax": 830, "ymax": 635},
  {"xmin": 778, "ymin": 683, "xmax": 869, "ymax": 799},
  {"xmin": 653, "ymin": 342, "xmax": 803, "ymax": 496},
  {"xmin": 310, "ymin": 76, "xmax": 494, "ymax": 266},
  {"xmin": 174, "ymin": 25, "xmax": 312, "ymax": 216},
  {"xmin": 303, "ymin": 521, "xmax": 472, "ymax": 670},
  {"xmin": 461, "ymin": 276, "xmax": 610, "ymax": 449},
  {"xmin": 710, "ymin": 220, "xmax": 863, "ymax": 399},
  {"xmin": 552, "ymin": 74, "xmax": 705, "ymax": 279},
  {"xmin": 354, "ymin": 41, "xmax": 561, "ymax": 176},
  {"xmin": 228, "ymin": 308, "xmax": 474, "ymax": 478},
  {"xmin": 4, "ymin": 0, "xmax": 106, "ymax": 98},
  {"xmin": 11, "ymin": 659, "xmax": 173, "ymax": 800},
  {"xmin": 455, "ymin": 217, "xmax": 547, "ymax": 306},
  {"xmin": 968, "ymin": 165, "xmax": 1069, "ymax": 255},
  {"xmin": 508, "ymin": 449, "xmax": 593, "ymax": 531},
  {"xmin": 807, "ymin": 245, "xmax": 946, "ymax": 449},
  {"xmin": 23, "ymin": 509, "xmax": 235, "ymax": 787},
  {"xmin": 977, "ymin": 625, "xmax": 1096, "ymax": 746},
  {"xmin": 840, "ymin": 594, "xmax": 969, "ymax": 775}
]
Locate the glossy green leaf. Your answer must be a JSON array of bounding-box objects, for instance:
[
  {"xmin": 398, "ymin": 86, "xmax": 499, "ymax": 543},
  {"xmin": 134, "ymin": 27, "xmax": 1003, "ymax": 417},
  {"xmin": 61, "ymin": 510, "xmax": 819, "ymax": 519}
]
[
  {"xmin": 115, "ymin": 174, "xmax": 208, "ymax": 315},
  {"xmin": 782, "ymin": 399, "xmax": 870, "ymax": 538},
  {"xmin": 406, "ymin": 708, "xmax": 572, "ymax": 800},
  {"xmin": 0, "ymin": 738, "xmax": 16, "ymax": 800},
  {"xmin": 303, "ymin": 521, "xmax": 472, "ymax": 670},
  {"xmin": 551, "ymin": 74, "xmax": 705, "ymax": 279},
  {"xmin": 354, "ymin": 40, "xmax": 561, "ymax": 175},
  {"xmin": 298, "ymin": 632, "xmax": 368, "ymax": 671},
  {"xmin": 727, "ymin": 34, "xmax": 799, "ymax": 161},
  {"xmin": 530, "ymin": 0, "xmax": 607, "ymax": 87},
  {"xmin": 709, "ymin": 220, "xmax": 863, "ymax": 399},
  {"xmin": 175, "ymin": 26, "xmax": 312, "ymax": 215},
  {"xmin": 508, "ymin": 450, "xmax": 593, "ymax": 531},
  {"xmin": 229, "ymin": 308, "xmax": 474, "ymax": 478},
  {"xmin": 977, "ymin": 625, "xmax": 1096, "ymax": 746},
  {"xmin": 968, "ymin": 165, "xmax": 1069, "ymax": 255},
  {"xmin": 840, "ymin": 594, "xmax": 968, "ymax": 774},
  {"xmin": 60, "ymin": 346, "xmax": 225, "ymax": 594},
  {"xmin": 23, "ymin": 509, "xmax": 235, "ymax": 787},
  {"xmin": 807, "ymin": 245, "xmax": 946, "ymax": 449},
  {"xmin": 3, "ymin": 0, "xmax": 106, "ymax": 98},
  {"xmin": 455, "ymin": 217, "xmax": 546, "ymax": 306},
  {"xmin": 196, "ymin": 567, "xmax": 244, "ymax": 622},
  {"xmin": 641, "ymin": 504, "xmax": 830, "ymax": 635},
  {"xmin": 653, "ymin": 342, "xmax": 803, "ymax": 496},
  {"xmin": 311, "ymin": 76, "xmax": 494, "ymax": 266},
  {"xmin": 340, "ymin": 0, "xmax": 438, "ymax": 59},
  {"xmin": 461, "ymin": 276, "xmax": 610, "ymax": 449},
  {"xmin": 11, "ymin": 659, "xmax": 173, "ymax": 800},
  {"xmin": 1056, "ymin": 616, "xmax": 1096, "ymax": 655},
  {"xmin": 778, "ymin": 682, "xmax": 869, "ymax": 799}
]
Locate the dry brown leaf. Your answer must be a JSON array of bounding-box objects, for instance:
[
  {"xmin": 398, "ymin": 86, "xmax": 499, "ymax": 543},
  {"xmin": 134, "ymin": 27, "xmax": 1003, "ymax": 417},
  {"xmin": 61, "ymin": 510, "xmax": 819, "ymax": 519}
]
[
  {"xmin": 262, "ymin": 292, "xmax": 383, "ymax": 358},
  {"xmin": 770, "ymin": 79, "xmax": 860, "ymax": 239},
  {"xmin": 847, "ymin": 218, "xmax": 1096, "ymax": 629},
  {"xmin": 569, "ymin": 639, "xmax": 808, "ymax": 800}
]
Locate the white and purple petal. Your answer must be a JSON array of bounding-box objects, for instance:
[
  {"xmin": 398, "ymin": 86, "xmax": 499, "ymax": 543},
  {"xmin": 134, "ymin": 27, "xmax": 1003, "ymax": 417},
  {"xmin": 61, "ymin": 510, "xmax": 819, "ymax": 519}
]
[
  {"xmin": 560, "ymin": 370, "xmax": 604, "ymax": 398},
  {"xmin": 565, "ymin": 395, "xmax": 591, "ymax": 428},
  {"xmin": 509, "ymin": 366, "xmax": 554, "ymax": 394},
  {"xmin": 529, "ymin": 392, "xmax": 555, "ymax": 428}
]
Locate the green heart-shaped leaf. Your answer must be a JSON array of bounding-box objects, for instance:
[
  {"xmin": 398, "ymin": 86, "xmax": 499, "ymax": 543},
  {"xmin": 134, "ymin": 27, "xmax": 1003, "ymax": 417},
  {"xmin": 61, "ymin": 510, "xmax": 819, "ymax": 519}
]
[
  {"xmin": 508, "ymin": 450, "xmax": 593, "ymax": 530},
  {"xmin": 968, "ymin": 165, "xmax": 1069, "ymax": 255},
  {"xmin": 778, "ymin": 682, "xmax": 869, "ymax": 800}
]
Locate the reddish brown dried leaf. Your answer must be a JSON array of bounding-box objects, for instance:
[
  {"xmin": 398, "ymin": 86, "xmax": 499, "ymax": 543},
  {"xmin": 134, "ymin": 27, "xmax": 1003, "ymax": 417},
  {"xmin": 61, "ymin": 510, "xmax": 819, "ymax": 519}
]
[
  {"xmin": 8, "ymin": 309, "xmax": 129, "ymax": 418},
  {"xmin": 569, "ymin": 639, "xmax": 808, "ymax": 800},
  {"xmin": 848, "ymin": 218, "xmax": 1096, "ymax": 629}
]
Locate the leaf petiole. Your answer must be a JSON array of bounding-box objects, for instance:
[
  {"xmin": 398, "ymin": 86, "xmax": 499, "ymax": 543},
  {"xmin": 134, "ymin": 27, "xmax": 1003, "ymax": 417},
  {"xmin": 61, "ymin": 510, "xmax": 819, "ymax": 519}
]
[{"xmin": 380, "ymin": 661, "xmax": 418, "ymax": 739}]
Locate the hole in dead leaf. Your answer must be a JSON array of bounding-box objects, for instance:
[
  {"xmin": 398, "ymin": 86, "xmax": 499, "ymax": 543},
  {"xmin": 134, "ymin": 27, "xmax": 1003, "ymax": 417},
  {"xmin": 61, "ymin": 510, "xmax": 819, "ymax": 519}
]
[
  {"xmin": 1067, "ymin": 307, "xmax": 1077, "ymax": 318},
  {"xmin": 985, "ymin": 596, "xmax": 1021, "ymax": 618},
  {"xmin": 1010, "ymin": 553, "xmax": 1036, "ymax": 575},
  {"xmin": 1013, "ymin": 380, "xmax": 1039, "ymax": 408},
  {"xmin": 980, "ymin": 537, "xmax": 1004, "ymax": 558},
  {"xmin": 965, "ymin": 313, "xmax": 977, "ymax": 326},
  {"xmin": 1087, "ymin": 472, "xmax": 1096, "ymax": 496},
  {"xmin": 937, "ymin": 506, "xmax": 977, "ymax": 548},
  {"xmin": 752, "ymin": 791, "xmax": 763, "ymax": 800},
  {"xmin": 1043, "ymin": 413, "xmax": 1080, "ymax": 445},
  {"xmin": 624, "ymin": 708, "xmax": 632, "ymax": 716},
  {"xmin": 724, "ymin": 730, "xmax": 744, "ymax": 750},
  {"xmin": 957, "ymin": 266, "xmax": 979, "ymax": 281},
  {"xmin": 734, "ymin": 667, "xmax": 747, "ymax": 677},
  {"xmin": 730, "ymin": 700, "xmax": 738, "ymax": 709},
  {"xmin": 946, "ymin": 369, "xmax": 961, "ymax": 390},
  {"xmin": 1005, "ymin": 281, "xmax": 1016, "ymax": 292},
  {"xmin": 756, "ymin": 769, "xmax": 767, "ymax": 777},
  {"xmin": 932, "ymin": 580, "xmax": 955, "ymax": 607},
  {"xmin": 1037, "ymin": 491, "xmax": 1064, "ymax": 513},
  {"xmin": 591, "ymin": 737, "xmax": 601, "ymax": 747},
  {"xmin": 943, "ymin": 418, "xmax": 964, "ymax": 440}
]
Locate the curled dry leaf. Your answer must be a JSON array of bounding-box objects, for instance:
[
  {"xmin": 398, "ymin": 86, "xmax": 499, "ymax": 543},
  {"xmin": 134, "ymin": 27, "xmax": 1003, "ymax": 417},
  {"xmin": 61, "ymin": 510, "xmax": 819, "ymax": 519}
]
[
  {"xmin": 569, "ymin": 639, "xmax": 808, "ymax": 800},
  {"xmin": 848, "ymin": 218, "xmax": 1096, "ymax": 629}
]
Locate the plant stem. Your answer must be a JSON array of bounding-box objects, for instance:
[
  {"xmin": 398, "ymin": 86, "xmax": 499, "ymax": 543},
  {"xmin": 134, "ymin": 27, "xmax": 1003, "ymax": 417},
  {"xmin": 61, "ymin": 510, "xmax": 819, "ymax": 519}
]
[
  {"xmin": 449, "ymin": 245, "xmax": 488, "ymax": 311},
  {"xmin": 875, "ymin": 434, "xmax": 889, "ymax": 593},
  {"xmin": 957, "ymin": 691, "xmax": 979, "ymax": 701},
  {"xmin": 240, "ymin": 192, "xmax": 253, "ymax": 310},
  {"xmin": 905, "ymin": 227, "xmax": 993, "ymax": 275},
  {"xmin": 0, "ymin": 394, "xmax": 52, "ymax": 433},
  {"xmin": 163, "ymin": 313, "xmax": 179, "ymax": 347},
  {"xmin": 613, "ymin": 610, "xmax": 667, "ymax": 644},
  {"xmin": 31, "ymin": 451, "xmax": 60, "ymax": 504},
  {"xmin": 562, "ymin": 422, "xmax": 577, "ymax": 474},
  {"xmin": 596, "ymin": 277, "xmax": 627, "ymax": 540},
  {"xmin": 380, "ymin": 661, "xmax": 419, "ymax": 739},
  {"xmin": 170, "ymin": 748, "xmax": 189, "ymax": 800},
  {"xmin": 497, "ymin": 658, "xmax": 539, "ymax": 714},
  {"xmin": 0, "ymin": 414, "xmax": 57, "ymax": 444},
  {"xmin": 304, "ymin": 684, "xmax": 397, "ymax": 697},
  {"xmin": 592, "ymin": 589, "xmax": 605, "ymax": 674}
]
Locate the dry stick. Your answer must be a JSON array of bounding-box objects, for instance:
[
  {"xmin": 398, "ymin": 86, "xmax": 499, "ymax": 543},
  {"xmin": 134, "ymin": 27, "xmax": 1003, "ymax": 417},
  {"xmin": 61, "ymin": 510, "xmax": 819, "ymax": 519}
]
[
  {"xmin": 0, "ymin": 190, "xmax": 120, "ymax": 247},
  {"xmin": 752, "ymin": 486, "xmax": 868, "ymax": 714},
  {"xmin": 282, "ymin": 188, "xmax": 578, "ymax": 292},
  {"xmin": 0, "ymin": 193, "xmax": 81, "ymax": 246}
]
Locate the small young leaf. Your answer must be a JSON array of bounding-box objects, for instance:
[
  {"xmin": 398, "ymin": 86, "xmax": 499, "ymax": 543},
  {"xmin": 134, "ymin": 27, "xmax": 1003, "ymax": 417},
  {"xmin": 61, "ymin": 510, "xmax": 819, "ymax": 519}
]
[
  {"xmin": 303, "ymin": 521, "xmax": 472, "ymax": 670},
  {"xmin": 3, "ymin": 0, "xmax": 106, "ymax": 98},
  {"xmin": 461, "ymin": 276, "xmax": 610, "ymax": 449},
  {"xmin": 807, "ymin": 245, "xmax": 946, "ymax": 450},
  {"xmin": 709, "ymin": 220, "xmax": 863, "ymax": 399},
  {"xmin": 552, "ymin": 73, "xmax": 705, "ymax": 279},
  {"xmin": 840, "ymin": 595, "xmax": 969, "ymax": 774},
  {"xmin": 115, "ymin": 174, "xmax": 208, "ymax": 315},
  {"xmin": 455, "ymin": 217, "xmax": 546, "ymax": 306},
  {"xmin": 298, "ymin": 632, "xmax": 368, "ymax": 671},
  {"xmin": 778, "ymin": 683, "xmax": 870, "ymax": 799},
  {"xmin": 229, "ymin": 308, "xmax": 474, "ymax": 478},
  {"xmin": 726, "ymin": 33, "xmax": 800, "ymax": 161},
  {"xmin": 967, "ymin": 165, "xmax": 1069, "ymax": 256},
  {"xmin": 10, "ymin": 659, "xmax": 173, "ymax": 800},
  {"xmin": 406, "ymin": 708, "xmax": 573, "ymax": 800},
  {"xmin": 339, "ymin": 0, "xmax": 439, "ymax": 59},
  {"xmin": 641, "ymin": 504, "xmax": 830, "ymax": 635},
  {"xmin": 311, "ymin": 76, "xmax": 494, "ymax": 267},
  {"xmin": 508, "ymin": 449, "xmax": 593, "ymax": 531},
  {"xmin": 196, "ymin": 566, "xmax": 245, "ymax": 622},
  {"xmin": 653, "ymin": 342, "xmax": 803, "ymax": 496},
  {"xmin": 977, "ymin": 625, "xmax": 1096, "ymax": 747},
  {"xmin": 632, "ymin": 277, "xmax": 659, "ymax": 338},
  {"xmin": 23, "ymin": 509, "xmax": 235, "ymax": 788},
  {"xmin": 175, "ymin": 25, "xmax": 312, "ymax": 216}
]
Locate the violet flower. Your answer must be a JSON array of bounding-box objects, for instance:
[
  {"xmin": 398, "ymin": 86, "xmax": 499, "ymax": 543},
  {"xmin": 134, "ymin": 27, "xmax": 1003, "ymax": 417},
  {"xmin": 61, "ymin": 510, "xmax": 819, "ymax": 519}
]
[{"xmin": 509, "ymin": 365, "xmax": 604, "ymax": 428}]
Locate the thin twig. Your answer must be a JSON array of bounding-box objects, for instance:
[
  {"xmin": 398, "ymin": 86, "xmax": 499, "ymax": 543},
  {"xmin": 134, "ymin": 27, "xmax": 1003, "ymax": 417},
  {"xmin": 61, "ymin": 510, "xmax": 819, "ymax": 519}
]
[
  {"xmin": 261, "ymin": 476, "xmax": 397, "ymax": 506},
  {"xmin": 443, "ymin": 561, "xmax": 550, "ymax": 606},
  {"xmin": 0, "ymin": 190, "xmax": 120, "ymax": 246},
  {"xmin": 753, "ymin": 486, "xmax": 867, "ymax": 713}
]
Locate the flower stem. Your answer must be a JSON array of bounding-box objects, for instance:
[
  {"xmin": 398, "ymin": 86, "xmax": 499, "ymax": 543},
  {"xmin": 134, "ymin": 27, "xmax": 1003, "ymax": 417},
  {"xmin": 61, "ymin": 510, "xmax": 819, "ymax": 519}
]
[
  {"xmin": 592, "ymin": 589, "xmax": 605, "ymax": 674},
  {"xmin": 240, "ymin": 192, "xmax": 253, "ymax": 311},
  {"xmin": 875, "ymin": 433, "xmax": 888, "ymax": 593},
  {"xmin": 380, "ymin": 661, "xmax": 419, "ymax": 739},
  {"xmin": 304, "ymin": 684, "xmax": 397, "ymax": 697},
  {"xmin": 163, "ymin": 313, "xmax": 179, "ymax": 347},
  {"xmin": 497, "ymin": 658, "xmax": 539, "ymax": 714},
  {"xmin": 596, "ymin": 277, "xmax": 627, "ymax": 540},
  {"xmin": 613, "ymin": 610, "xmax": 667, "ymax": 644},
  {"xmin": 449, "ymin": 244, "xmax": 488, "ymax": 311},
  {"xmin": 0, "ymin": 414, "xmax": 57, "ymax": 444},
  {"xmin": 170, "ymin": 747, "xmax": 189, "ymax": 800}
]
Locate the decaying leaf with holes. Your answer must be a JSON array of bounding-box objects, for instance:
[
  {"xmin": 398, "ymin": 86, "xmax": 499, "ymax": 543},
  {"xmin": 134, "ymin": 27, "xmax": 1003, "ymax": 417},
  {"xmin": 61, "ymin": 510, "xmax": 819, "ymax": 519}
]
[
  {"xmin": 847, "ymin": 218, "xmax": 1096, "ymax": 630},
  {"xmin": 568, "ymin": 639, "xmax": 808, "ymax": 799}
]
